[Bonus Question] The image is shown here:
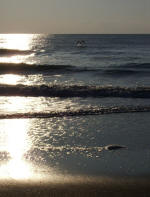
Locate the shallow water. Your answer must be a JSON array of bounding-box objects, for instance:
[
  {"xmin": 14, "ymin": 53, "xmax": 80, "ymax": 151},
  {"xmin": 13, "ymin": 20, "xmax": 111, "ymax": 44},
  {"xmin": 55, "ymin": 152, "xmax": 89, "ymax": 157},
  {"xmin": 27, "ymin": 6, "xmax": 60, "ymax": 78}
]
[
  {"xmin": 0, "ymin": 113, "xmax": 150, "ymax": 180},
  {"xmin": 0, "ymin": 34, "xmax": 149, "ymax": 181}
]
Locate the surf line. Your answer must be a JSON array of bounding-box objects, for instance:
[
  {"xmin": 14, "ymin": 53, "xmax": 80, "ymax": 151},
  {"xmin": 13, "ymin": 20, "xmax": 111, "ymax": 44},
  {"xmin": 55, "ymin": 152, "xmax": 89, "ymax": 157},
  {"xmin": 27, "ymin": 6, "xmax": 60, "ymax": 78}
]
[
  {"xmin": 0, "ymin": 85, "xmax": 150, "ymax": 98},
  {"xmin": 0, "ymin": 106, "xmax": 150, "ymax": 119}
]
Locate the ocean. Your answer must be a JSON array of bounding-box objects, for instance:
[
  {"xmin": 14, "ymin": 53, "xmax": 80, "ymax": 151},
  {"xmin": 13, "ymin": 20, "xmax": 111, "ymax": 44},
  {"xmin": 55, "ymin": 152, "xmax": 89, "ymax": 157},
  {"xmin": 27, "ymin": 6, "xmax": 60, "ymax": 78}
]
[{"xmin": 0, "ymin": 34, "xmax": 150, "ymax": 182}]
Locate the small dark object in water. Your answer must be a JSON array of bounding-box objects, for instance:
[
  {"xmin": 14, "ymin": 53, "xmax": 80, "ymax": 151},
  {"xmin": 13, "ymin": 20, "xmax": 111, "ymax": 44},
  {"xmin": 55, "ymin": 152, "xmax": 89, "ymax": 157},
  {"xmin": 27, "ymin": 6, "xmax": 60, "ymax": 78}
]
[
  {"xmin": 105, "ymin": 144, "xmax": 126, "ymax": 150},
  {"xmin": 76, "ymin": 40, "xmax": 86, "ymax": 48}
]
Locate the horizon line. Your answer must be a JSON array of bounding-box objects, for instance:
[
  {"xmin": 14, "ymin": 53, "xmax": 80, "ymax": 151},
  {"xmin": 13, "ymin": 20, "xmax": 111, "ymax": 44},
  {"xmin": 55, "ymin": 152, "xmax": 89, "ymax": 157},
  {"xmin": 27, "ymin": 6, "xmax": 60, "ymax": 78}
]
[{"xmin": 0, "ymin": 33, "xmax": 150, "ymax": 35}]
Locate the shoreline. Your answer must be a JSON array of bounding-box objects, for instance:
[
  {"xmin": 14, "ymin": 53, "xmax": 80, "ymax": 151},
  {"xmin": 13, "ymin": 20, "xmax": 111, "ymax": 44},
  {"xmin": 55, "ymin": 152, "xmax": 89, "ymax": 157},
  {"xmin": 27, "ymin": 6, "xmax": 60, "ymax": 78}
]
[{"xmin": 0, "ymin": 177, "xmax": 150, "ymax": 196}]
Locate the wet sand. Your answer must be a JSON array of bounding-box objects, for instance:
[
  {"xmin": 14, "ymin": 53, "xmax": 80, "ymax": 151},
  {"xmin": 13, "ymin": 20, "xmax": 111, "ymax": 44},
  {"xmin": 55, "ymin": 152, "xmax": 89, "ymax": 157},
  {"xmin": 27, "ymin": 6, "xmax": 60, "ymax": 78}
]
[{"xmin": 0, "ymin": 177, "xmax": 150, "ymax": 197}]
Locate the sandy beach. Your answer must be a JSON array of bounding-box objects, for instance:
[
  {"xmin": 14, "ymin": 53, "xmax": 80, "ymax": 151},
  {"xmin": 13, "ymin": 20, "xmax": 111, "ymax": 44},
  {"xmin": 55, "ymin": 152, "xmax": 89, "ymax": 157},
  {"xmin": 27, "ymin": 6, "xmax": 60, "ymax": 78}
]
[{"xmin": 0, "ymin": 177, "xmax": 150, "ymax": 197}]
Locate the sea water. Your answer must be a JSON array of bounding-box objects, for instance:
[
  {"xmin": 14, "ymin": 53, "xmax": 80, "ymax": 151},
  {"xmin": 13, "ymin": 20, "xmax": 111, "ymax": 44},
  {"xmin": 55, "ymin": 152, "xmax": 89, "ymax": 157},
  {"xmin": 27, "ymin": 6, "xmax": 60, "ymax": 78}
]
[{"xmin": 0, "ymin": 34, "xmax": 150, "ymax": 181}]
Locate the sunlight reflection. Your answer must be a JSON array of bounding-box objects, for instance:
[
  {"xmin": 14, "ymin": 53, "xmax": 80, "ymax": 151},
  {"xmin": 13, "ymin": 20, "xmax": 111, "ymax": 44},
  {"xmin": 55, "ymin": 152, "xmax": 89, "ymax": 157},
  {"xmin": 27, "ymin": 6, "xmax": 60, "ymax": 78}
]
[
  {"xmin": 6, "ymin": 159, "xmax": 31, "ymax": 180},
  {"xmin": 6, "ymin": 119, "xmax": 32, "ymax": 179},
  {"xmin": 0, "ymin": 97, "xmax": 47, "ymax": 114},
  {"xmin": 0, "ymin": 119, "xmax": 33, "ymax": 180},
  {"xmin": 2, "ymin": 97, "xmax": 28, "ymax": 113},
  {"xmin": 0, "ymin": 118, "xmax": 58, "ymax": 180},
  {"xmin": 7, "ymin": 120, "xmax": 30, "ymax": 159},
  {"xmin": 0, "ymin": 73, "xmax": 43, "ymax": 86},
  {"xmin": 0, "ymin": 74, "xmax": 22, "ymax": 85},
  {"xmin": 0, "ymin": 54, "xmax": 34, "ymax": 64},
  {"xmin": 0, "ymin": 34, "xmax": 35, "ymax": 63},
  {"xmin": 0, "ymin": 34, "xmax": 34, "ymax": 50}
]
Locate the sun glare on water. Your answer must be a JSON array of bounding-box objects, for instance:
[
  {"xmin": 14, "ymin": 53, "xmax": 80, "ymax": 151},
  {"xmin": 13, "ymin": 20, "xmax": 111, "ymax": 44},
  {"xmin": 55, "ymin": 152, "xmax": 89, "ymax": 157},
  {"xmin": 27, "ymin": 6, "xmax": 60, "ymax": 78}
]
[
  {"xmin": 0, "ymin": 119, "xmax": 33, "ymax": 180},
  {"xmin": 6, "ymin": 120, "xmax": 31, "ymax": 179},
  {"xmin": 0, "ymin": 34, "xmax": 34, "ymax": 50},
  {"xmin": 0, "ymin": 34, "xmax": 58, "ymax": 181},
  {"xmin": 0, "ymin": 97, "xmax": 57, "ymax": 180},
  {"xmin": 0, "ymin": 34, "xmax": 35, "ymax": 64},
  {"xmin": 0, "ymin": 117, "xmax": 56, "ymax": 180},
  {"xmin": 0, "ymin": 74, "xmax": 23, "ymax": 85}
]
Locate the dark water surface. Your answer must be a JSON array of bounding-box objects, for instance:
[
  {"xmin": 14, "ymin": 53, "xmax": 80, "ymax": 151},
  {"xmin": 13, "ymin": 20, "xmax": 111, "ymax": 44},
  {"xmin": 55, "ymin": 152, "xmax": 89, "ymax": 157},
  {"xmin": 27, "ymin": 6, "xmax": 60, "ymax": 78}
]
[{"xmin": 0, "ymin": 34, "xmax": 149, "ymax": 182}]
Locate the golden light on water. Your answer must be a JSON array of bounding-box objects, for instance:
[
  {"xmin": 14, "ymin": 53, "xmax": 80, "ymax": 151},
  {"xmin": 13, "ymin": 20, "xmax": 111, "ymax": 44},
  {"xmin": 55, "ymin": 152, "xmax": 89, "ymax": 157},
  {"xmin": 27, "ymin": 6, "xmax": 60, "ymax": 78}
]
[
  {"xmin": 0, "ymin": 118, "xmax": 58, "ymax": 180},
  {"xmin": 0, "ymin": 35, "xmax": 35, "ymax": 179},
  {"xmin": 0, "ymin": 34, "xmax": 33, "ymax": 50},
  {"xmin": 0, "ymin": 54, "xmax": 34, "ymax": 64},
  {"xmin": 0, "ymin": 33, "xmax": 58, "ymax": 180},
  {"xmin": 0, "ymin": 34, "xmax": 35, "ymax": 63},
  {"xmin": 0, "ymin": 74, "xmax": 22, "ymax": 85},
  {"xmin": 6, "ymin": 119, "xmax": 29, "ymax": 159},
  {"xmin": 0, "ymin": 98, "xmax": 57, "ymax": 180},
  {"xmin": 0, "ymin": 119, "xmax": 33, "ymax": 180},
  {"xmin": 2, "ymin": 97, "xmax": 28, "ymax": 113},
  {"xmin": 6, "ymin": 159, "xmax": 31, "ymax": 180}
]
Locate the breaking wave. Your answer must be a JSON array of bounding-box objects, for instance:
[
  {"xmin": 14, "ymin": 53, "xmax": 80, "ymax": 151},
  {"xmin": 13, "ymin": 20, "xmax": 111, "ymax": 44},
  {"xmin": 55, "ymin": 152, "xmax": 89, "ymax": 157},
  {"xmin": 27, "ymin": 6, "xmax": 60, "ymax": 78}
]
[
  {"xmin": 0, "ymin": 63, "xmax": 95, "ymax": 74},
  {"xmin": 0, "ymin": 106, "xmax": 150, "ymax": 119},
  {"xmin": 0, "ymin": 84, "xmax": 149, "ymax": 98},
  {"xmin": 121, "ymin": 62, "xmax": 150, "ymax": 69},
  {"xmin": 0, "ymin": 62, "xmax": 149, "ymax": 75},
  {"xmin": 0, "ymin": 48, "xmax": 32, "ymax": 56},
  {"xmin": 102, "ymin": 69, "xmax": 141, "ymax": 76},
  {"xmin": 100, "ymin": 62, "xmax": 150, "ymax": 77}
]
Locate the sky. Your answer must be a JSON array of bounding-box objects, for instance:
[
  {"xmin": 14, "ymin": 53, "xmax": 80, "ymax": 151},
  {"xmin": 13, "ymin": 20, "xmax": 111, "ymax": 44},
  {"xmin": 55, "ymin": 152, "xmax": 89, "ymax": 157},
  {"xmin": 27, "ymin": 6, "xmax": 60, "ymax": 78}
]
[{"xmin": 0, "ymin": 0, "xmax": 150, "ymax": 34}]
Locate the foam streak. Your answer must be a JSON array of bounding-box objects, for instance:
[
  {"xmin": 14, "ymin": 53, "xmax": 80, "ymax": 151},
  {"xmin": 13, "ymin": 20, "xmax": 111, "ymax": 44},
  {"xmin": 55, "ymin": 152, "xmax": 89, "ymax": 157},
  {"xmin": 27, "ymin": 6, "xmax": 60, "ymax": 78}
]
[{"xmin": 0, "ymin": 106, "xmax": 150, "ymax": 119}]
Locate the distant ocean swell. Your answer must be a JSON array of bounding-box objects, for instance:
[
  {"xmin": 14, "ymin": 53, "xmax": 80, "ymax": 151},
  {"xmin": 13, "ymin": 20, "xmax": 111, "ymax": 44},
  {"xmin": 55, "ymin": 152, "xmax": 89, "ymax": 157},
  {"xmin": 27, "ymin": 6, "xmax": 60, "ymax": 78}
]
[
  {"xmin": 0, "ymin": 106, "xmax": 150, "ymax": 119},
  {"xmin": 0, "ymin": 84, "xmax": 150, "ymax": 98},
  {"xmin": 0, "ymin": 49, "xmax": 32, "ymax": 56},
  {"xmin": 0, "ymin": 63, "xmax": 76, "ymax": 74},
  {"xmin": 0, "ymin": 63, "xmax": 149, "ymax": 76}
]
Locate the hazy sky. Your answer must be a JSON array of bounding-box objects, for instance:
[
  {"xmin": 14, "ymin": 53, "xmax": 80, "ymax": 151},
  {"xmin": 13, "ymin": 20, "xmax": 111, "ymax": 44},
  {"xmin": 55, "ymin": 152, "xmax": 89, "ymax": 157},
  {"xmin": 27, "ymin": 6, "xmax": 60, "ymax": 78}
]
[{"xmin": 0, "ymin": 0, "xmax": 150, "ymax": 33}]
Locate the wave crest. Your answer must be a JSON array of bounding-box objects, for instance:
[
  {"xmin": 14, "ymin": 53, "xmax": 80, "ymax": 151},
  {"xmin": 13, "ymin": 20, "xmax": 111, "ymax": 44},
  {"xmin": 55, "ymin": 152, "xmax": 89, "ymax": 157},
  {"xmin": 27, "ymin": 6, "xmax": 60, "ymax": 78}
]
[
  {"xmin": 0, "ymin": 49, "xmax": 32, "ymax": 56},
  {"xmin": 0, "ymin": 106, "xmax": 150, "ymax": 119},
  {"xmin": 0, "ymin": 84, "xmax": 149, "ymax": 98}
]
